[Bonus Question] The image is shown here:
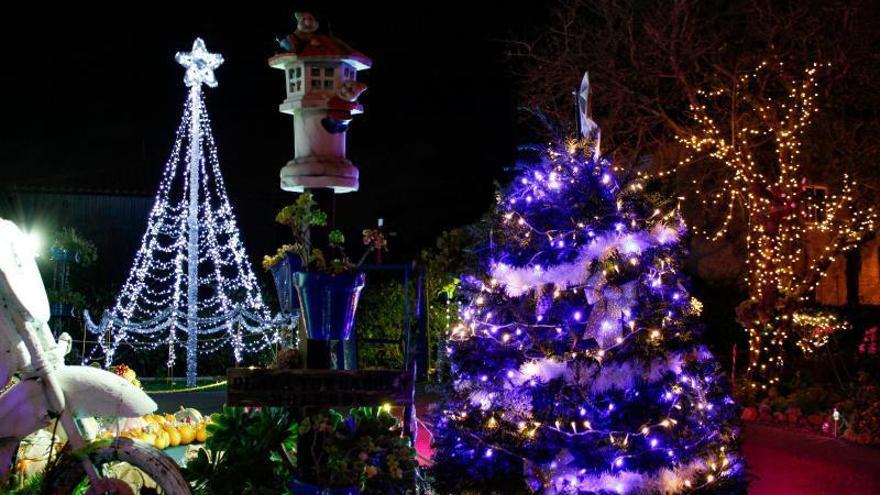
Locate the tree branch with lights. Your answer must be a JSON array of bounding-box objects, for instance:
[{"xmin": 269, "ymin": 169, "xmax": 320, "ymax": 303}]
[{"xmin": 662, "ymin": 61, "xmax": 877, "ymax": 390}]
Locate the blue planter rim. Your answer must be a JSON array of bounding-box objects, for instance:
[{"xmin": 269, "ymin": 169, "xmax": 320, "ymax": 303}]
[
  {"xmin": 292, "ymin": 270, "xmax": 366, "ymax": 342},
  {"xmin": 293, "ymin": 270, "xmax": 367, "ymax": 285}
]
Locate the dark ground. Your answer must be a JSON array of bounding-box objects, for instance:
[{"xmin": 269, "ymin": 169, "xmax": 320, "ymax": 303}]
[
  {"xmin": 743, "ymin": 424, "xmax": 880, "ymax": 494},
  {"xmin": 150, "ymin": 390, "xmax": 226, "ymax": 416}
]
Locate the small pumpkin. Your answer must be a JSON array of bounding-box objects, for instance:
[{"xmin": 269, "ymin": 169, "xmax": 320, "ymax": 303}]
[
  {"xmin": 165, "ymin": 425, "xmax": 182, "ymax": 447},
  {"xmin": 177, "ymin": 424, "xmax": 196, "ymax": 445},
  {"xmin": 195, "ymin": 424, "xmax": 208, "ymax": 443}
]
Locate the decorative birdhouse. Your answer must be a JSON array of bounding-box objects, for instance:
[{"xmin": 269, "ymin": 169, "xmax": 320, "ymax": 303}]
[{"xmin": 270, "ymin": 12, "xmax": 371, "ymax": 193}]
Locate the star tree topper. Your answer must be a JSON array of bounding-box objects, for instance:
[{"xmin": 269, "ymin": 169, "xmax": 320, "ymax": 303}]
[{"xmin": 175, "ymin": 38, "xmax": 224, "ymax": 88}]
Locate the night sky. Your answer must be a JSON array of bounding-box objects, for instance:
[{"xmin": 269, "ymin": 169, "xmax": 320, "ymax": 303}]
[{"xmin": 0, "ymin": 4, "xmax": 547, "ymax": 259}]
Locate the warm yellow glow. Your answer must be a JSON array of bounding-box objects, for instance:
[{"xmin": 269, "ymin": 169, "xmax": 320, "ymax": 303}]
[{"xmin": 640, "ymin": 61, "xmax": 876, "ymax": 386}]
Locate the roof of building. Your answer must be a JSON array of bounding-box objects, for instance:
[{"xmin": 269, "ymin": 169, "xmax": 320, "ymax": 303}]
[{"xmin": 269, "ymin": 16, "xmax": 372, "ymax": 71}]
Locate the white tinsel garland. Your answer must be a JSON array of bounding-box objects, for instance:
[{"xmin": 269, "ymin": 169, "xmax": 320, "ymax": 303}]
[
  {"xmin": 491, "ymin": 223, "xmax": 679, "ymax": 298},
  {"xmin": 535, "ymin": 456, "xmax": 727, "ymax": 495},
  {"xmin": 505, "ymin": 347, "xmax": 712, "ymax": 393}
]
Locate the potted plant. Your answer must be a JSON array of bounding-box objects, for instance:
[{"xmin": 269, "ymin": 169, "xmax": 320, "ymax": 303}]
[
  {"xmin": 184, "ymin": 406, "xmax": 299, "ymax": 495},
  {"xmin": 264, "ymin": 193, "xmax": 387, "ymax": 342},
  {"xmin": 289, "ymin": 407, "xmax": 417, "ymax": 495}
]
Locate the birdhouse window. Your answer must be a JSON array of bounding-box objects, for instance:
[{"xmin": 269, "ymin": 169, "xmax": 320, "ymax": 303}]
[
  {"xmin": 804, "ymin": 184, "xmax": 828, "ymax": 224},
  {"xmin": 287, "ymin": 66, "xmax": 303, "ymax": 94},
  {"xmin": 307, "ymin": 65, "xmax": 336, "ymax": 92}
]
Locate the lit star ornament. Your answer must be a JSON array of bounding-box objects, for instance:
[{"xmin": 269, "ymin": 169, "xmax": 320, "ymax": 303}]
[{"xmin": 175, "ymin": 38, "xmax": 223, "ymax": 88}]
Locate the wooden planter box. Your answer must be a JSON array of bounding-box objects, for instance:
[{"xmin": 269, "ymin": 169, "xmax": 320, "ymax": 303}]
[
  {"xmin": 227, "ymin": 367, "xmax": 415, "ymax": 409},
  {"xmin": 228, "ymin": 367, "xmax": 419, "ymax": 492}
]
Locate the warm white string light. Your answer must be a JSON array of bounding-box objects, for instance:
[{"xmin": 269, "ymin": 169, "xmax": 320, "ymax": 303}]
[{"xmin": 638, "ymin": 62, "xmax": 876, "ymax": 388}]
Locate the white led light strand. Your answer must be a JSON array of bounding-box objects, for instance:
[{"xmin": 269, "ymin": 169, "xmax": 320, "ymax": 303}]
[{"xmin": 85, "ymin": 38, "xmax": 295, "ymax": 386}]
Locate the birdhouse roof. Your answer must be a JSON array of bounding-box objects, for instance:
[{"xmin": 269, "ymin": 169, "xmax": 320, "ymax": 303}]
[{"xmin": 269, "ymin": 33, "xmax": 372, "ymax": 71}]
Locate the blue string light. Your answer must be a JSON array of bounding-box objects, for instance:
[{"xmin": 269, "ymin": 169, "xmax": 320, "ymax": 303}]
[{"xmin": 431, "ymin": 134, "xmax": 745, "ymax": 493}]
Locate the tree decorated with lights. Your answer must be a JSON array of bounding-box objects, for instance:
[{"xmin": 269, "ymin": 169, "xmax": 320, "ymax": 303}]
[
  {"xmin": 661, "ymin": 61, "xmax": 877, "ymax": 390},
  {"xmin": 431, "ymin": 75, "xmax": 745, "ymax": 495},
  {"xmin": 86, "ymin": 38, "xmax": 288, "ymax": 386}
]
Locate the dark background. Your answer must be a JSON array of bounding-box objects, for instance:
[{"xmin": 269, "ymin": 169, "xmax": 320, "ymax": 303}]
[
  {"xmin": 0, "ymin": 3, "xmax": 546, "ymax": 269},
  {"xmin": 0, "ymin": 4, "xmax": 762, "ymax": 373}
]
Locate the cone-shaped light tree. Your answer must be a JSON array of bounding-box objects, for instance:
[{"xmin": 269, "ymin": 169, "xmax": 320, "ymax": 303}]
[{"xmin": 86, "ymin": 39, "xmax": 289, "ymax": 386}]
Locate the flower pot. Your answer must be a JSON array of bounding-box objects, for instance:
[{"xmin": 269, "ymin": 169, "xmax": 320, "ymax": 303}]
[
  {"xmin": 289, "ymin": 478, "xmax": 360, "ymax": 495},
  {"xmin": 293, "ymin": 271, "xmax": 366, "ymax": 341},
  {"xmin": 270, "ymin": 253, "xmax": 302, "ymax": 315}
]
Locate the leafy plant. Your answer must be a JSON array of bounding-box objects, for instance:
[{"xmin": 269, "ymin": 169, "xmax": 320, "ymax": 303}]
[
  {"xmin": 184, "ymin": 406, "xmax": 417, "ymax": 495},
  {"xmin": 263, "ymin": 192, "xmax": 387, "ymax": 274},
  {"xmin": 295, "ymin": 407, "xmax": 417, "ymax": 494},
  {"xmin": 52, "ymin": 227, "xmax": 98, "ymax": 267},
  {"xmin": 43, "ymin": 227, "xmax": 98, "ymax": 314},
  {"xmin": 356, "ymin": 279, "xmax": 407, "ymax": 368},
  {"xmin": 184, "ymin": 406, "xmax": 297, "ymax": 495},
  {"xmin": 3, "ymin": 473, "xmax": 43, "ymax": 495}
]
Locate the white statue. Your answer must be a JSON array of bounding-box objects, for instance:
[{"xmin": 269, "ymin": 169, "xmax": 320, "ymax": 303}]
[{"xmin": 0, "ymin": 218, "xmax": 189, "ymax": 493}]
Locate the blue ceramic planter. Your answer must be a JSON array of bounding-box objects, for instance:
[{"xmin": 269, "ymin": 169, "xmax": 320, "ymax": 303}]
[
  {"xmin": 293, "ymin": 271, "xmax": 366, "ymax": 341},
  {"xmin": 289, "ymin": 478, "xmax": 360, "ymax": 495}
]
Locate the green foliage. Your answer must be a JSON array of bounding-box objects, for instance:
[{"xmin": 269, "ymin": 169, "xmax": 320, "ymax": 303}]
[
  {"xmin": 52, "ymin": 227, "xmax": 98, "ymax": 266},
  {"xmin": 296, "ymin": 407, "xmax": 417, "ymax": 494},
  {"xmin": 270, "ymin": 192, "xmax": 328, "ymax": 272},
  {"xmin": 43, "ymin": 227, "xmax": 99, "ymax": 314},
  {"xmin": 328, "ymin": 229, "xmax": 345, "ymax": 247},
  {"xmin": 266, "ymin": 192, "xmax": 387, "ymax": 274},
  {"xmin": 4, "ymin": 473, "xmax": 44, "ymax": 495},
  {"xmin": 184, "ymin": 406, "xmax": 297, "ymax": 495},
  {"xmin": 356, "ymin": 279, "xmax": 407, "ymax": 368},
  {"xmin": 421, "ymin": 225, "xmax": 487, "ymax": 379},
  {"xmin": 275, "ymin": 192, "xmax": 328, "ymax": 232},
  {"xmin": 354, "ymin": 225, "xmax": 486, "ymax": 374},
  {"xmin": 184, "ymin": 406, "xmax": 416, "ymax": 495}
]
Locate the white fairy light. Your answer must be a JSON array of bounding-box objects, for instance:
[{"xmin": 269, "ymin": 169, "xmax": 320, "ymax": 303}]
[
  {"xmin": 175, "ymin": 38, "xmax": 223, "ymax": 89},
  {"xmin": 85, "ymin": 38, "xmax": 294, "ymax": 386}
]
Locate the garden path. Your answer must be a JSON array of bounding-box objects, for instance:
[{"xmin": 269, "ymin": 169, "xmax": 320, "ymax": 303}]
[{"xmin": 743, "ymin": 423, "xmax": 880, "ymax": 494}]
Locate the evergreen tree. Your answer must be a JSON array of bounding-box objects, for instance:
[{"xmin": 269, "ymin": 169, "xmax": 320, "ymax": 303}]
[{"xmin": 431, "ymin": 134, "xmax": 745, "ymax": 494}]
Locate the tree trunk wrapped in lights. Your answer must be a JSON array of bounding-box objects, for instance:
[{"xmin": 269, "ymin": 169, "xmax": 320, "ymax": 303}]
[
  {"xmin": 669, "ymin": 61, "xmax": 877, "ymax": 390},
  {"xmin": 430, "ymin": 87, "xmax": 745, "ymax": 494}
]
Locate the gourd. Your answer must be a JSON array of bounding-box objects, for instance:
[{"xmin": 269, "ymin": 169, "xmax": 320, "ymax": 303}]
[{"xmin": 173, "ymin": 406, "xmax": 203, "ymax": 425}]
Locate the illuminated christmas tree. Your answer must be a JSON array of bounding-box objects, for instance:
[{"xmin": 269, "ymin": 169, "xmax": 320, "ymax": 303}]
[
  {"xmin": 431, "ymin": 76, "xmax": 745, "ymax": 494},
  {"xmin": 86, "ymin": 38, "xmax": 288, "ymax": 386},
  {"xmin": 668, "ymin": 62, "xmax": 876, "ymax": 389}
]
